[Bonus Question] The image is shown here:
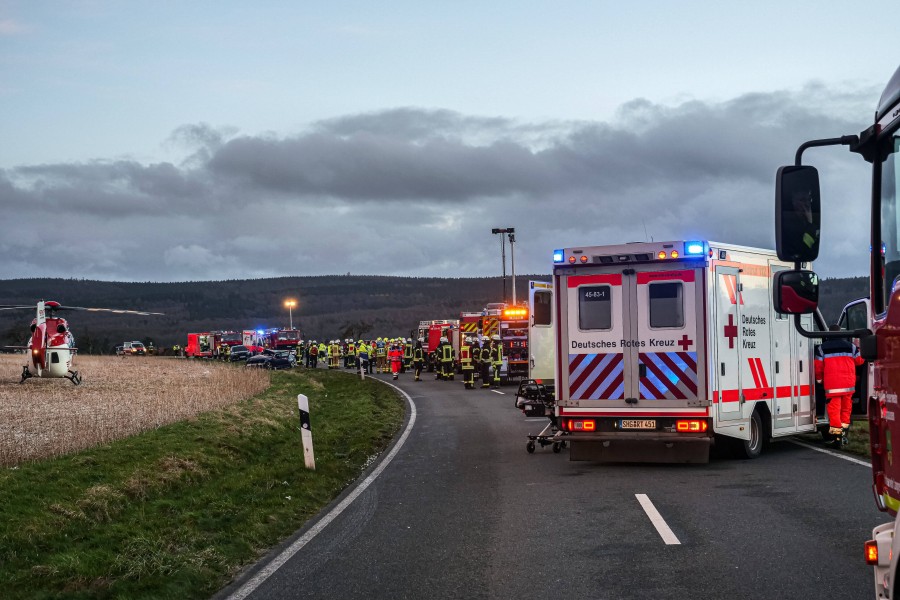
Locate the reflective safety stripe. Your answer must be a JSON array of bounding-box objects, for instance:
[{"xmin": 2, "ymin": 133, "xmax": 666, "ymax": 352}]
[{"xmin": 826, "ymin": 387, "xmax": 855, "ymax": 394}]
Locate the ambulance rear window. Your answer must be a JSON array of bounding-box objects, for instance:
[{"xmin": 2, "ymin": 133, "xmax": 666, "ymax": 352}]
[
  {"xmin": 649, "ymin": 282, "xmax": 684, "ymax": 328},
  {"xmin": 578, "ymin": 286, "xmax": 611, "ymax": 330},
  {"xmin": 534, "ymin": 290, "xmax": 552, "ymax": 326}
]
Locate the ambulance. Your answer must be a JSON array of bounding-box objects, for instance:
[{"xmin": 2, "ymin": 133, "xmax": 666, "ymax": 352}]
[
  {"xmin": 528, "ymin": 280, "xmax": 555, "ymax": 384},
  {"xmin": 553, "ymin": 240, "xmax": 817, "ymax": 463}
]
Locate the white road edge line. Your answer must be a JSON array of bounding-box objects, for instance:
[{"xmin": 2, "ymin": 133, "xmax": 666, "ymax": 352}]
[
  {"xmin": 635, "ymin": 494, "xmax": 681, "ymax": 545},
  {"xmin": 788, "ymin": 439, "xmax": 870, "ymax": 468},
  {"xmin": 226, "ymin": 378, "xmax": 417, "ymax": 600},
  {"xmin": 492, "ymin": 390, "xmax": 505, "ymax": 395}
]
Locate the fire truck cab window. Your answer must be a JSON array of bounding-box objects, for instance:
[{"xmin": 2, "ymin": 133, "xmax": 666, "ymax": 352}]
[
  {"xmin": 578, "ymin": 286, "xmax": 611, "ymax": 330},
  {"xmin": 845, "ymin": 302, "xmax": 868, "ymax": 331},
  {"xmin": 534, "ymin": 290, "xmax": 552, "ymax": 326},
  {"xmin": 649, "ymin": 282, "xmax": 684, "ymax": 328},
  {"xmin": 880, "ymin": 133, "xmax": 900, "ymax": 314}
]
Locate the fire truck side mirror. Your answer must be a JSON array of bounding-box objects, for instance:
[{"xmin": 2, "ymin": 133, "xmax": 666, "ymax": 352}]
[
  {"xmin": 773, "ymin": 269, "xmax": 819, "ymax": 315},
  {"xmin": 775, "ymin": 165, "xmax": 821, "ymax": 262}
]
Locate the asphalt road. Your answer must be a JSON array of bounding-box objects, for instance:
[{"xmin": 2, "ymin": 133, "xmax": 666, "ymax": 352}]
[{"xmin": 217, "ymin": 368, "xmax": 885, "ymax": 600}]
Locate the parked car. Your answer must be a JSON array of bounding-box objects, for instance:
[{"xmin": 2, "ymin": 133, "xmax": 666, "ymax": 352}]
[
  {"xmin": 245, "ymin": 349, "xmax": 296, "ymax": 370},
  {"xmin": 229, "ymin": 345, "xmax": 251, "ymax": 361}
]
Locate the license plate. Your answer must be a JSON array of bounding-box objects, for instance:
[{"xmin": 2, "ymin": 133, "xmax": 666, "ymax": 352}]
[{"xmin": 620, "ymin": 419, "xmax": 656, "ymax": 430}]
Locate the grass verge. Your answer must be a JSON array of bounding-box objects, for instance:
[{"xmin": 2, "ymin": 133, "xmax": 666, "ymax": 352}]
[
  {"xmin": 796, "ymin": 419, "xmax": 871, "ymax": 459},
  {"xmin": 0, "ymin": 369, "xmax": 405, "ymax": 600}
]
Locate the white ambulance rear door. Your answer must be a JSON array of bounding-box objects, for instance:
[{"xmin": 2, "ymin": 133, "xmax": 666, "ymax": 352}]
[
  {"xmin": 714, "ymin": 266, "xmax": 743, "ymax": 421},
  {"xmin": 529, "ymin": 281, "xmax": 555, "ymax": 381},
  {"xmin": 562, "ymin": 273, "xmax": 627, "ymax": 403},
  {"xmin": 632, "ymin": 267, "xmax": 704, "ymax": 405}
]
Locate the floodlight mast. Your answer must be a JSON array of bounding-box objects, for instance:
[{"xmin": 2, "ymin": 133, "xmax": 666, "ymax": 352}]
[{"xmin": 491, "ymin": 227, "xmax": 515, "ymax": 304}]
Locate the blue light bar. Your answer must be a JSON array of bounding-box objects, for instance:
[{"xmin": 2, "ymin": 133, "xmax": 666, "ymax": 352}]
[
  {"xmin": 257, "ymin": 330, "xmax": 265, "ymax": 335},
  {"xmin": 553, "ymin": 249, "xmax": 565, "ymax": 263},
  {"xmin": 684, "ymin": 241, "xmax": 705, "ymax": 256}
]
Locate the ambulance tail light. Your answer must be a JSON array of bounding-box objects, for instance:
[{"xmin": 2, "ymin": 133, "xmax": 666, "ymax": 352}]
[
  {"xmin": 675, "ymin": 419, "xmax": 708, "ymax": 433},
  {"xmin": 864, "ymin": 540, "xmax": 879, "ymax": 565},
  {"xmin": 562, "ymin": 418, "xmax": 596, "ymax": 432}
]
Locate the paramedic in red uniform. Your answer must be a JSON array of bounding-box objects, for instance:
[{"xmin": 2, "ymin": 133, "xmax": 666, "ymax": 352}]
[
  {"xmin": 389, "ymin": 341, "xmax": 403, "ymax": 380},
  {"xmin": 814, "ymin": 324, "xmax": 864, "ymax": 447}
]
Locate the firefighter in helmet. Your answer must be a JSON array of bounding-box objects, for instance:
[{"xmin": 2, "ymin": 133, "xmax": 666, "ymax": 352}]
[
  {"xmin": 413, "ymin": 338, "xmax": 425, "ymax": 381},
  {"xmin": 439, "ymin": 336, "xmax": 454, "ymax": 380},
  {"xmin": 490, "ymin": 334, "xmax": 503, "ymax": 388},
  {"xmin": 460, "ymin": 336, "xmax": 475, "ymax": 389},
  {"xmin": 480, "ymin": 337, "xmax": 493, "ymax": 388}
]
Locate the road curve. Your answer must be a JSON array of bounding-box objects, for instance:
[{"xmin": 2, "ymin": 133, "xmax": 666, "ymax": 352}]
[{"xmin": 217, "ymin": 370, "xmax": 885, "ymax": 600}]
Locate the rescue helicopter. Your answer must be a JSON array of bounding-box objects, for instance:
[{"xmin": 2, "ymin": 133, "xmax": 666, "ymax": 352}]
[{"xmin": 0, "ymin": 300, "xmax": 163, "ymax": 385}]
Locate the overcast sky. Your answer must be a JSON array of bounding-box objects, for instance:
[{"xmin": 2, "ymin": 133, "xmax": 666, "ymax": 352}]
[{"xmin": 1, "ymin": 1, "xmax": 896, "ymax": 282}]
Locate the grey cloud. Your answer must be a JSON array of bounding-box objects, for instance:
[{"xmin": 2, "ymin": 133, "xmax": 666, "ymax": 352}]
[{"xmin": 0, "ymin": 84, "xmax": 878, "ymax": 281}]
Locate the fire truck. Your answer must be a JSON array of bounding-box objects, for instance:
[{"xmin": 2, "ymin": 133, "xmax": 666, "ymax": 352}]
[
  {"xmin": 217, "ymin": 331, "xmax": 242, "ymax": 347},
  {"xmin": 267, "ymin": 329, "xmax": 302, "ymax": 350},
  {"xmin": 499, "ymin": 305, "xmax": 529, "ymax": 382},
  {"xmin": 185, "ymin": 332, "xmax": 213, "ymax": 358},
  {"xmin": 770, "ymin": 64, "xmax": 899, "ymax": 597},
  {"xmin": 416, "ymin": 319, "xmax": 458, "ymax": 371},
  {"xmin": 552, "ymin": 240, "xmax": 817, "ymax": 463}
]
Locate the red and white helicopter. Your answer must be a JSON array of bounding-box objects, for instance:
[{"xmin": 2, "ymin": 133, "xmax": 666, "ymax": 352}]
[{"xmin": 0, "ymin": 300, "xmax": 162, "ymax": 385}]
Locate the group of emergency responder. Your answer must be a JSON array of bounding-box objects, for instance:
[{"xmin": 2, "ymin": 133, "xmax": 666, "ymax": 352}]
[{"xmin": 290, "ymin": 334, "xmax": 505, "ymax": 388}]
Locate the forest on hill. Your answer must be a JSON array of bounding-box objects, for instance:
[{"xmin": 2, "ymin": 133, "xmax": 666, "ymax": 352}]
[
  {"xmin": 0, "ymin": 275, "xmax": 547, "ymax": 353},
  {"xmin": 0, "ymin": 274, "xmax": 868, "ymax": 354}
]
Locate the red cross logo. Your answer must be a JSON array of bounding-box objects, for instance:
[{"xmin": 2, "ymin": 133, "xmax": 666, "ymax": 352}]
[
  {"xmin": 678, "ymin": 334, "xmax": 693, "ymax": 351},
  {"xmin": 724, "ymin": 313, "xmax": 738, "ymax": 349}
]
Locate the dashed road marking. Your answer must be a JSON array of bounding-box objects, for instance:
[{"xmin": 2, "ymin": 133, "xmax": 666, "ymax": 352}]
[
  {"xmin": 491, "ymin": 390, "xmax": 505, "ymax": 395},
  {"xmin": 636, "ymin": 494, "xmax": 681, "ymax": 545},
  {"xmin": 225, "ymin": 378, "xmax": 417, "ymax": 600}
]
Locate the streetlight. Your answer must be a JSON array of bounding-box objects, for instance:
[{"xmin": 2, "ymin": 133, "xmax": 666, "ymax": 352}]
[
  {"xmin": 491, "ymin": 227, "xmax": 515, "ymax": 303},
  {"xmin": 284, "ymin": 299, "xmax": 297, "ymax": 330}
]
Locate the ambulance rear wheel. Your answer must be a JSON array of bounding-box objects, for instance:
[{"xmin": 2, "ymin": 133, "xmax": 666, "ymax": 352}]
[
  {"xmin": 526, "ymin": 441, "xmax": 535, "ymax": 454},
  {"xmin": 735, "ymin": 410, "xmax": 763, "ymax": 459}
]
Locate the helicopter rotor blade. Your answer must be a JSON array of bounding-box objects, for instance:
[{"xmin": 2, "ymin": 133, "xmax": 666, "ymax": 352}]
[
  {"xmin": 0, "ymin": 305, "xmax": 38, "ymax": 311},
  {"xmin": 58, "ymin": 306, "xmax": 164, "ymax": 316}
]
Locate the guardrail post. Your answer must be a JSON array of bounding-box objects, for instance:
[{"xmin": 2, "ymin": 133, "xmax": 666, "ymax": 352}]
[{"xmin": 297, "ymin": 394, "xmax": 316, "ymax": 470}]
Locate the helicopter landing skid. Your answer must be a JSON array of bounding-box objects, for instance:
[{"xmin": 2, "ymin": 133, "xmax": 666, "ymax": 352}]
[
  {"xmin": 66, "ymin": 370, "xmax": 82, "ymax": 386},
  {"xmin": 20, "ymin": 366, "xmax": 34, "ymax": 384}
]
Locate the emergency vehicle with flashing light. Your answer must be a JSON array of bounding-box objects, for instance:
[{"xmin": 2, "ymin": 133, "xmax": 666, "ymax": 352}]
[
  {"xmin": 500, "ymin": 305, "xmax": 529, "ymax": 382},
  {"xmin": 553, "ymin": 240, "xmax": 817, "ymax": 463},
  {"xmin": 768, "ymin": 63, "xmax": 900, "ymax": 599}
]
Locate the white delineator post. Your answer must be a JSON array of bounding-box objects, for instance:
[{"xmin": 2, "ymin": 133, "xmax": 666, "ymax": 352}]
[
  {"xmin": 359, "ymin": 358, "xmax": 365, "ymax": 380},
  {"xmin": 297, "ymin": 394, "xmax": 316, "ymax": 470}
]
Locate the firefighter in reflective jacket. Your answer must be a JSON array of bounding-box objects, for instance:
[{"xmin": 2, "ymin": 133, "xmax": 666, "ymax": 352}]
[
  {"xmin": 480, "ymin": 339, "xmax": 493, "ymax": 388},
  {"xmin": 376, "ymin": 338, "xmax": 387, "ymax": 373},
  {"xmin": 460, "ymin": 337, "xmax": 475, "ymax": 389},
  {"xmin": 403, "ymin": 338, "xmax": 413, "ymax": 372},
  {"xmin": 413, "ymin": 339, "xmax": 425, "ymax": 381},
  {"xmin": 490, "ymin": 334, "xmax": 503, "ymax": 388},
  {"xmin": 348, "ymin": 339, "xmax": 357, "ymax": 369},
  {"xmin": 471, "ymin": 341, "xmax": 482, "ymax": 385},
  {"xmin": 440, "ymin": 337, "xmax": 454, "ymax": 380},
  {"xmin": 329, "ymin": 340, "xmax": 341, "ymax": 369},
  {"xmin": 814, "ymin": 326, "xmax": 865, "ymax": 447}
]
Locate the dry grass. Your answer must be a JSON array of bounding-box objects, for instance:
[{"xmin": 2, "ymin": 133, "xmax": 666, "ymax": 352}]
[{"xmin": 0, "ymin": 355, "xmax": 269, "ymax": 466}]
